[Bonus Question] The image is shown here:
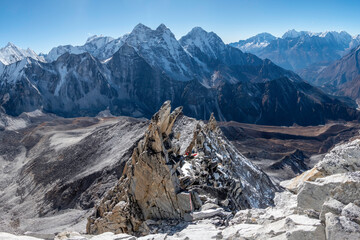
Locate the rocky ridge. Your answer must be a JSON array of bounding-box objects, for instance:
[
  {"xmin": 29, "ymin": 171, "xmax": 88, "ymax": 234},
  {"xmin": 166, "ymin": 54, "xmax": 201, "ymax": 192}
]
[{"xmin": 86, "ymin": 101, "xmax": 278, "ymax": 235}]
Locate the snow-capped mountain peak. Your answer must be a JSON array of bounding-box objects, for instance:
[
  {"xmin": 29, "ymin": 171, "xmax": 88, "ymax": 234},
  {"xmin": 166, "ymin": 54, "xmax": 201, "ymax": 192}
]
[
  {"xmin": 45, "ymin": 34, "xmax": 117, "ymax": 62},
  {"xmin": 282, "ymin": 29, "xmax": 352, "ymax": 42},
  {"xmin": 155, "ymin": 23, "xmax": 176, "ymax": 38},
  {"xmin": 320, "ymin": 31, "xmax": 352, "ymax": 44},
  {"xmin": 45, "ymin": 24, "xmax": 173, "ymax": 63},
  {"xmin": 282, "ymin": 29, "xmax": 312, "ymax": 39},
  {"xmin": 85, "ymin": 35, "xmax": 115, "ymax": 50},
  {"xmin": 131, "ymin": 23, "xmax": 152, "ymax": 36},
  {"xmin": 46, "ymin": 45, "xmax": 85, "ymax": 62},
  {"xmin": 5, "ymin": 42, "xmax": 16, "ymax": 48},
  {"xmin": 187, "ymin": 26, "xmax": 209, "ymax": 35},
  {"xmin": 0, "ymin": 42, "xmax": 45, "ymax": 65},
  {"xmin": 252, "ymin": 32, "xmax": 276, "ymax": 41},
  {"xmin": 231, "ymin": 29, "xmax": 359, "ymax": 71},
  {"xmin": 179, "ymin": 26, "xmax": 225, "ymax": 58},
  {"xmin": 184, "ymin": 27, "xmax": 224, "ymax": 44},
  {"xmin": 86, "ymin": 34, "xmax": 104, "ymax": 43},
  {"xmin": 124, "ymin": 23, "xmax": 196, "ymax": 81},
  {"xmin": 156, "ymin": 23, "xmax": 169, "ymax": 32},
  {"xmin": 229, "ymin": 32, "xmax": 276, "ymax": 53}
]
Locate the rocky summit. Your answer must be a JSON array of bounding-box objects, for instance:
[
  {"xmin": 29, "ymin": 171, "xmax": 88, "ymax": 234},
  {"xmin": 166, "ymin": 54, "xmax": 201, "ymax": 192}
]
[{"xmin": 86, "ymin": 101, "xmax": 278, "ymax": 235}]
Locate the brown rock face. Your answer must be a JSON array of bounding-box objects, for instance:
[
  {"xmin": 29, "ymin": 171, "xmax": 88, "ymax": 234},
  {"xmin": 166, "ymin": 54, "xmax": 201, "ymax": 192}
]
[
  {"xmin": 128, "ymin": 101, "xmax": 186, "ymax": 221},
  {"xmin": 86, "ymin": 101, "xmax": 188, "ymax": 234},
  {"xmin": 87, "ymin": 101, "xmax": 278, "ymax": 235}
]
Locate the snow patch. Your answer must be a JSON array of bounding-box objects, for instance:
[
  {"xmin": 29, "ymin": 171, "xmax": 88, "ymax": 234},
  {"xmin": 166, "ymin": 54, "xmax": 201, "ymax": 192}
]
[{"xmin": 54, "ymin": 65, "xmax": 68, "ymax": 96}]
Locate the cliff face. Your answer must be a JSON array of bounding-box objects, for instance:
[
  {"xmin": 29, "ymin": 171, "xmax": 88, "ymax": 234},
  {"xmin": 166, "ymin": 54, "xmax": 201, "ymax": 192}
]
[{"xmin": 87, "ymin": 101, "xmax": 278, "ymax": 235}]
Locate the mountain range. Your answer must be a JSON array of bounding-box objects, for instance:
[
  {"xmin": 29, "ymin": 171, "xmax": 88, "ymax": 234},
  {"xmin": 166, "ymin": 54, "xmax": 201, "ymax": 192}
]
[
  {"xmin": 230, "ymin": 29, "xmax": 360, "ymax": 72},
  {"xmin": 0, "ymin": 24, "xmax": 359, "ymax": 126}
]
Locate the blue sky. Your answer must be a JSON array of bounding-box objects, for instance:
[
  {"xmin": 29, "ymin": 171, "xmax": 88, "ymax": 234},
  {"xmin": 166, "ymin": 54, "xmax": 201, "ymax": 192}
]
[{"xmin": 1, "ymin": 0, "xmax": 359, "ymax": 53}]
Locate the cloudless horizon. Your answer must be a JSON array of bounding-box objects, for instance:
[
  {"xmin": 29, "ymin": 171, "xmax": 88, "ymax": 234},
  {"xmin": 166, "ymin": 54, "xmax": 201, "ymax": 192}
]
[{"xmin": 1, "ymin": 0, "xmax": 360, "ymax": 53}]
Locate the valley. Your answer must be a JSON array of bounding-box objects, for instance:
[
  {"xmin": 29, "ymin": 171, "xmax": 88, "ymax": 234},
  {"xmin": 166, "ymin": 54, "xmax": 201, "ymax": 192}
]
[{"xmin": 220, "ymin": 121, "xmax": 360, "ymax": 182}]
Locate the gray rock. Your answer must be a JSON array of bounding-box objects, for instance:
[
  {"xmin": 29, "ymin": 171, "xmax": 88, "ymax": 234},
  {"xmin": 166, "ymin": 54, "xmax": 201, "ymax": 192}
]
[
  {"xmin": 297, "ymin": 172, "xmax": 360, "ymax": 211},
  {"xmin": 200, "ymin": 203, "xmax": 219, "ymax": 211},
  {"xmin": 342, "ymin": 203, "xmax": 360, "ymax": 225},
  {"xmin": 325, "ymin": 212, "xmax": 360, "ymax": 240},
  {"xmin": 176, "ymin": 192, "xmax": 193, "ymax": 213},
  {"xmin": 330, "ymin": 172, "xmax": 360, "ymax": 205},
  {"xmin": 316, "ymin": 139, "xmax": 360, "ymax": 176},
  {"xmin": 191, "ymin": 208, "xmax": 225, "ymax": 220},
  {"xmin": 320, "ymin": 198, "xmax": 344, "ymax": 222},
  {"xmin": 183, "ymin": 213, "xmax": 193, "ymax": 222}
]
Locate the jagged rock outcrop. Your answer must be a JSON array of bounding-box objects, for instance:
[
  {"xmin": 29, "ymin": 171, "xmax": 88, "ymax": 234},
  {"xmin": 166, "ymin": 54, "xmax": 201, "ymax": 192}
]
[{"xmin": 86, "ymin": 101, "xmax": 278, "ymax": 235}]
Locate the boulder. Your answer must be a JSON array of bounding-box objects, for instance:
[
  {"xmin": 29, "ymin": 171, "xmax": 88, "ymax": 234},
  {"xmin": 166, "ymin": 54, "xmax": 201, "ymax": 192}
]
[
  {"xmin": 281, "ymin": 168, "xmax": 325, "ymax": 193},
  {"xmin": 330, "ymin": 172, "xmax": 360, "ymax": 205},
  {"xmin": 319, "ymin": 198, "xmax": 344, "ymax": 222},
  {"xmin": 200, "ymin": 203, "xmax": 220, "ymax": 211},
  {"xmin": 316, "ymin": 139, "xmax": 360, "ymax": 176},
  {"xmin": 191, "ymin": 208, "xmax": 225, "ymax": 220},
  {"xmin": 176, "ymin": 192, "xmax": 193, "ymax": 213},
  {"xmin": 341, "ymin": 203, "xmax": 360, "ymax": 225},
  {"xmin": 283, "ymin": 139, "xmax": 360, "ymax": 195},
  {"xmin": 297, "ymin": 172, "xmax": 360, "ymax": 211},
  {"xmin": 325, "ymin": 213, "xmax": 360, "ymax": 240},
  {"xmin": 264, "ymin": 215, "xmax": 325, "ymax": 240}
]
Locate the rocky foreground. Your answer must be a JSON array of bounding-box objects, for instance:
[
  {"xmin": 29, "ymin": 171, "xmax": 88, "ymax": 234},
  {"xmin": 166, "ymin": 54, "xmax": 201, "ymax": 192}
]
[{"xmin": 1, "ymin": 102, "xmax": 360, "ymax": 239}]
